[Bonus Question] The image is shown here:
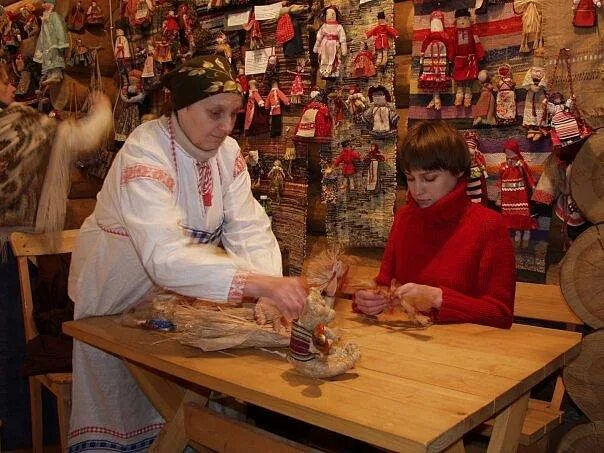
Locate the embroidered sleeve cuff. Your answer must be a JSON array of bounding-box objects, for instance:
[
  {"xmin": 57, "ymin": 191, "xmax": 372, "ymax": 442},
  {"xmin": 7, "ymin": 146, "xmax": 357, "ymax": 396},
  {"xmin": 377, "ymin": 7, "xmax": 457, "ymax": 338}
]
[
  {"xmin": 227, "ymin": 270, "xmax": 251, "ymax": 303},
  {"xmin": 532, "ymin": 190, "xmax": 555, "ymax": 205}
]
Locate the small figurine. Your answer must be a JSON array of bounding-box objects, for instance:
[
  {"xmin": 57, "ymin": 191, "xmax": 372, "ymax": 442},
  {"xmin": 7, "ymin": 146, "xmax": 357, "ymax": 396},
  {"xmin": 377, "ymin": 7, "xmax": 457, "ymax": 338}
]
[
  {"xmin": 114, "ymin": 28, "xmax": 131, "ymax": 61},
  {"xmin": 545, "ymin": 92, "xmax": 588, "ymax": 154},
  {"xmin": 522, "ymin": 49, "xmax": 547, "ymax": 140},
  {"xmin": 67, "ymin": 0, "xmax": 86, "ymax": 32},
  {"xmin": 352, "ymin": 42, "xmax": 376, "ymax": 78},
  {"xmin": 1, "ymin": 13, "xmax": 21, "ymax": 52},
  {"xmin": 162, "ymin": 10, "xmax": 179, "ymax": 41},
  {"xmin": 345, "ymin": 85, "xmax": 368, "ymax": 120},
  {"xmin": 68, "ymin": 38, "xmax": 93, "ymax": 66},
  {"xmin": 572, "ymin": 0, "xmax": 601, "ymax": 28},
  {"xmin": 495, "ymin": 63, "xmax": 517, "ymax": 125},
  {"xmin": 364, "ymin": 144, "xmax": 385, "ymax": 193},
  {"xmin": 34, "ymin": 0, "xmax": 69, "ymax": 85},
  {"xmin": 244, "ymin": 79, "xmax": 269, "ymax": 136},
  {"xmin": 237, "ymin": 66, "xmax": 248, "ymax": 94},
  {"xmin": 333, "ymin": 140, "xmax": 361, "ymax": 191},
  {"xmin": 86, "ymin": 0, "xmax": 104, "ymax": 26},
  {"xmin": 452, "ymin": 9, "xmax": 485, "ymax": 108},
  {"xmin": 177, "ymin": 3, "xmax": 195, "ymax": 51},
  {"xmin": 115, "ymin": 69, "xmax": 146, "ymax": 142},
  {"xmin": 313, "ymin": 5, "xmax": 347, "ymax": 78},
  {"xmin": 244, "ymin": 149, "xmax": 263, "ymax": 188},
  {"xmin": 130, "ymin": 0, "xmax": 154, "ymax": 28},
  {"xmin": 283, "ymin": 127, "xmax": 296, "ymax": 177},
  {"xmin": 155, "ymin": 39, "xmax": 172, "ymax": 64},
  {"xmin": 362, "ymin": 85, "xmax": 399, "ymax": 138},
  {"xmin": 141, "ymin": 42, "xmax": 160, "ymax": 89},
  {"xmin": 418, "ymin": 10, "xmax": 452, "ymax": 110},
  {"xmin": 21, "ymin": 5, "xmax": 40, "ymax": 38},
  {"xmin": 513, "ymin": 0, "xmax": 543, "ymax": 52},
  {"xmin": 498, "ymin": 139, "xmax": 537, "ymax": 248},
  {"xmin": 286, "ymin": 58, "xmax": 308, "ymax": 104},
  {"xmin": 243, "ymin": 11, "xmax": 263, "ymax": 50},
  {"xmin": 214, "ymin": 32, "xmax": 232, "ymax": 63},
  {"xmin": 365, "ymin": 11, "xmax": 399, "ymax": 70},
  {"xmin": 295, "ymin": 89, "xmax": 332, "ymax": 139},
  {"xmin": 265, "ymin": 79, "xmax": 290, "ymax": 137},
  {"xmin": 327, "ymin": 86, "xmax": 345, "ymax": 127},
  {"xmin": 268, "ymin": 159, "xmax": 286, "ymax": 204},
  {"xmin": 464, "ymin": 131, "xmax": 488, "ymax": 205},
  {"xmin": 276, "ymin": 1, "xmax": 309, "ymax": 58},
  {"xmin": 13, "ymin": 54, "xmax": 32, "ymax": 97},
  {"xmin": 472, "ymin": 69, "xmax": 496, "ymax": 126}
]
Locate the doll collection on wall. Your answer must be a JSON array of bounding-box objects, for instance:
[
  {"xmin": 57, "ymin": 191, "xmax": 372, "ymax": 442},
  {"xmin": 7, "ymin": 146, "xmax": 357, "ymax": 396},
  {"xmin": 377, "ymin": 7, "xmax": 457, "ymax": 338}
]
[{"xmin": 409, "ymin": 0, "xmax": 599, "ymax": 278}]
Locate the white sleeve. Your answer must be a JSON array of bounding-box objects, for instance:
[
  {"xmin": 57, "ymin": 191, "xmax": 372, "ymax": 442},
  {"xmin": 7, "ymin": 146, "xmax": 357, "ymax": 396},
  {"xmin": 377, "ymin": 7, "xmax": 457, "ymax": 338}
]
[
  {"xmin": 221, "ymin": 169, "xmax": 282, "ymax": 277},
  {"xmin": 118, "ymin": 171, "xmax": 245, "ymax": 302}
]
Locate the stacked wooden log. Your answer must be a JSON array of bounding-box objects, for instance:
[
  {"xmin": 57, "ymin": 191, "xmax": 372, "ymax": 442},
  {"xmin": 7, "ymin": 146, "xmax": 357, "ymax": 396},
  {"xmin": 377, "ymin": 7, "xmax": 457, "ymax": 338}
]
[{"xmin": 557, "ymin": 133, "xmax": 604, "ymax": 452}]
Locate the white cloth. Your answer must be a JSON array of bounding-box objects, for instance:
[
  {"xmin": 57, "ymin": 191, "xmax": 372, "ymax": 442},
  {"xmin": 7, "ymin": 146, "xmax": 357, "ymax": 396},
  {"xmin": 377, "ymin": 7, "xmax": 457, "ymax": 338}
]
[{"xmin": 67, "ymin": 117, "xmax": 281, "ymax": 451}]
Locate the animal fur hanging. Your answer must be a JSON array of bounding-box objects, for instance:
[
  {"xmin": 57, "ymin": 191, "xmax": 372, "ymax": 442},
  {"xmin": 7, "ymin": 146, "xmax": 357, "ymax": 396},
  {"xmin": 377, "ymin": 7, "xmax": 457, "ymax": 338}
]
[{"xmin": 513, "ymin": 0, "xmax": 544, "ymax": 52}]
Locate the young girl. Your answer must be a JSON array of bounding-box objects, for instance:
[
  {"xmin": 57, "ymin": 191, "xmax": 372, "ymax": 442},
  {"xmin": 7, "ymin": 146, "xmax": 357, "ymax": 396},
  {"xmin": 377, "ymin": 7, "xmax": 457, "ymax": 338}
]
[{"xmin": 354, "ymin": 121, "xmax": 515, "ymax": 329}]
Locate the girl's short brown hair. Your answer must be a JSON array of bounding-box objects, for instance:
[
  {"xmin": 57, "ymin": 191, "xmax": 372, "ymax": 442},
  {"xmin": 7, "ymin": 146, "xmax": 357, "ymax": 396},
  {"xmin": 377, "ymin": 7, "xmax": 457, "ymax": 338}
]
[{"xmin": 400, "ymin": 120, "xmax": 470, "ymax": 176}]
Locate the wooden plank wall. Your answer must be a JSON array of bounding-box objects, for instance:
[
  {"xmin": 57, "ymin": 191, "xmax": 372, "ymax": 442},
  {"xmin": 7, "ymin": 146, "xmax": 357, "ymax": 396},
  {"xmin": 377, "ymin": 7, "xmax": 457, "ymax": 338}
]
[{"xmin": 394, "ymin": 0, "xmax": 413, "ymax": 146}]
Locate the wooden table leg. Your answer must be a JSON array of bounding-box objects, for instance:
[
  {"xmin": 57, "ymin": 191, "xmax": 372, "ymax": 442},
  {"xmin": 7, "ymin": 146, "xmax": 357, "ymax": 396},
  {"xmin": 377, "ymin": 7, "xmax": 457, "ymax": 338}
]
[{"xmin": 487, "ymin": 392, "xmax": 530, "ymax": 453}]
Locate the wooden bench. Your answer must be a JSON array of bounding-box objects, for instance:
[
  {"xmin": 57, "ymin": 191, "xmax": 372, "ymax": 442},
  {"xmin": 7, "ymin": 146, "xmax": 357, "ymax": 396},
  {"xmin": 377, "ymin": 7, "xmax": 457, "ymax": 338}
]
[{"xmin": 339, "ymin": 265, "xmax": 584, "ymax": 452}]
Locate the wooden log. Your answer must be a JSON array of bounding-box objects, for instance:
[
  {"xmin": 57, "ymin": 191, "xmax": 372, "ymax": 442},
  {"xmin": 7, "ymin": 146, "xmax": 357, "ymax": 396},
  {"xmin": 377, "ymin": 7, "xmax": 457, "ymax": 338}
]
[
  {"xmin": 394, "ymin": 1, "xmax": 414, "ymax": 55},
  {"xmin": 394, "ymin": 55, "xmax": 411, "ymax": 108},
  {"xmin": 563, "ymin": 330, "xmax": 604, "ymax": 422},
  {"xmin": 560, "ymin": 225, "xmax": 604, "ymax": 329},
  {"xmin": 557, "ymin": 422, "xmax": 604, "ymax": 453},
  {"xmin": 570, "ymin": 133, "xmax": 604, "ymax": 224}
]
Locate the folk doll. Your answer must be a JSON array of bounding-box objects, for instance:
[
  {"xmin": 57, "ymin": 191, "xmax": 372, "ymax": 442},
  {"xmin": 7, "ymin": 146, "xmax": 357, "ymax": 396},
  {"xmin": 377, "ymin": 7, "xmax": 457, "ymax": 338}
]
[
  {"xmin": 13, "ymin": 54, "xmax": 32, "ymax": 97},
  {"xmin": 283, "ymin": 127, "xmax": 296, "ymax": 177},
  {"xmin": 545, "ymin": 92, "xmax": 585, "ymax": 153},
  {"xmin": 162, "ymin": 10, "xmax": 180, "ymax": 41},
  {"xmin": 352, "ymin": 42, "xmax": 376, "ymax": 78},
  {"xmin": 276, "ymin": 1, "xmax": 309, "ymax": 58},
  {"xmin": 130, "ymin": 0, "xmax": 154, "ymax": 28},
  {"xmin": 268, "ymin": 160, "xmax": 286, "ymax": 204},
  {"xmin": 1, "ymin": 14, "xmax": 21, "ymax": 52},
  {"xmin": 265, "ymin": 79, "xmax": 290, "ymax": 138},
  {"xmin": 362, "ymin": 85, "xmax": 399, "ymax": 138},
  {"xmin": 34, "ymin": 0, "xmax": 69, "ymax": 85},
  {"xmin": 365, "ymin": 11, "xmax": 399, "ymax": 70},
  {"xmin": 114, "ymin": 28, "xmax": 131, "ymax": 61},
  {"xmin": 263, "ymin": 53, "xmax": 278, "ymax": 84},
  {"xmin": 498, "ymin": 139, "xmax": 537, "ymax": 248},
  {"xmin": 295, "ymin": 89, "xmax": 332, "ymax": 139},
  {"xmin": 464, "ymin": 131, "xmax": 488, "ymax": 205},
  {"xmin": 244, "ymin": 79, "xmax": 269, "ymax": 136},
  {"xmin": 451, "ymin": 9, "xmax": 485, "ymax": 108},
  {"xmin": 237, "ymin": 66, "xmax": 248, "ymax": 94},
  {"xmin": 66, "ymin": 0, "xmax": 86, "ymax": 32},
  {"xmin": 572, "ymin": 0, "xmax": 601, "ymax": 27},
  {"xmin": 141, "ymin": 42, "xmax": 160, "ymax": 90},
  {"xmin": 155, "ymin": 39, "xmax": 172, "ymax": 64},
  {"xmin": 243, "ymin": 11, "xmax": 263, "ymax": 51},
  {"xmin": 68, "ymin": 39, "xmax": 93, "ymax": 67},
  {"xmin": 244, "ymin": 149, "xmax": 263, "ymax": 189},
  {"xmin": 86, "ymin": 1, "xmax": 104, "ymax": 26},
  {"xmin": 473, "ymin": 70, "xmax": 496, "ymax": 126},
  {"xmin": 115, "ymin": 69, "xmax": 145, "ymax": 142},
  {"xmin": 215, "ymin": 33, "xmax": 232, "ymax": 64},
  {"xmin": 177, "ymin": 3, "xmax": 194, "ymax": 51},
  {"xmin": 327, "ymin": 86, "xmax": 345, "ymax": 127},
  {"xmin": 345, "ymin": 85, "xmax": 368, "ymax": 120},
  {"xmin": 286, "ymin": 58, "xmax": 308, "ymax": 104},
  {"xmin": 21, "ymin": 5, "xmax": 39, "ymax": 38},
  {"xmin": 513, "ymin": 0, "xmax": 543, "ymax": 52},
  {"xmin": 313, "ymin": 6, "xmax": 347, "ymax": 78},
  {"xmin": 333, "ymin": 140, "xmax": 361, "ymax": 191},
  {"xmin": 495, "ymin": 64, "xmax": 517, "ymax": 125},
  {"xmin": 521, "ymin": 50, "xmax": 547, "ymax": 140},
  {"xmin": 418, "ymin": 10, "xmax": 452, "ymax": 111},
  {"xmin": 364, "ymin": 144, "xmax": 385, "ymax": 193}
]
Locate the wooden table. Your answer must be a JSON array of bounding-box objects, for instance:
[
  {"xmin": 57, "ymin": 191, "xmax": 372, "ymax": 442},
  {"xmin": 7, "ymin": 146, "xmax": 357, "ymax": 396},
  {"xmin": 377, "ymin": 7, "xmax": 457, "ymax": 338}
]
[{"xmin": 63, "ymin": 299, "xmax": 581, "ymax": 453}]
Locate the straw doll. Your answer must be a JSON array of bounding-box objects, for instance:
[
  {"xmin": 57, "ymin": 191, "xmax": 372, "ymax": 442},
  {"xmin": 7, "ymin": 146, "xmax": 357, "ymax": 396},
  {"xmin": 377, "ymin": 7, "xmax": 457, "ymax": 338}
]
[
  {"xmin": 313, "ymin": 5, "xmax": 347, "ymax": 78},
  {"xmin": 365, "ymin": 11, "xmax": 399, "ymax": 70},
  {"xmin": 521, "ymin": 49, "xmax": 547, "ymax": 140},
  {"xmin": 162, "ymin": 10, "xmax": 180, "ymax": 41},
  {"xmin": 513, "ymin": 0, "xmax": 543, "ymax": 52},
  {"xmin": 34, "ymin": 0, "xmax": 69, "ymax": 85},
  {"xmin": 268, "ymin": 160, "xmax": 286, "ymax": 204}
]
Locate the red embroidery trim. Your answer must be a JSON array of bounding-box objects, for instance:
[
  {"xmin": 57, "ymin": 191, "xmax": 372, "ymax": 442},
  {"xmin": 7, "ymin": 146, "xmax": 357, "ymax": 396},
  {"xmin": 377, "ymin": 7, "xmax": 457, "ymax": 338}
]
[
  {"xmin": 233, "ymin": 151, "xmax": 247, "ymax": 178},
  {"xmin": 227, "ymin": 270, "xmax": 250, "ymax": 303},
  {"xmin": 97, "ymin": 222, "xmax": 129, "ymax": 237},
  {"xmin": 121, "ymin": 164, "xmax": 175, "ymax": 192}
]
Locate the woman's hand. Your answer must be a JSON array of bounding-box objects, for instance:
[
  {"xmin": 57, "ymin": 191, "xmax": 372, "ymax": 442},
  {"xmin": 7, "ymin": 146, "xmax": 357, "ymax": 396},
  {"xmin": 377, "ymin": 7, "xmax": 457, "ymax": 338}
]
[
  {"xmin": 393, "ymin": 283, "xmax": 442, "ymax": 311},
  {"xmin": 354, "ymin": 289, "xmax": 389, "ymax": 315},
  {"xmin": 244, "ymin": 275, "xmax": 307, "ymax": 320}
]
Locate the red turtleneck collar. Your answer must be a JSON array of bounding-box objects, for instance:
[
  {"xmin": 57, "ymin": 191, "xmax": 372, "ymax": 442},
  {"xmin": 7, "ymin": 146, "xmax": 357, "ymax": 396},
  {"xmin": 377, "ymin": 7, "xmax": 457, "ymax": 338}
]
[{"xmin": 406, "ymin": 180, "xmax": 470, "ymax": 226}]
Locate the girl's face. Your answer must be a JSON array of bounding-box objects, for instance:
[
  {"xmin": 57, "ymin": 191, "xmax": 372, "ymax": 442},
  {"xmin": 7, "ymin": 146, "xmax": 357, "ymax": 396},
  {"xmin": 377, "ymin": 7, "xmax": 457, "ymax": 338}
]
[{"xmin": 405, "ymin": 169, "xmax": 461, "ymax": 208}]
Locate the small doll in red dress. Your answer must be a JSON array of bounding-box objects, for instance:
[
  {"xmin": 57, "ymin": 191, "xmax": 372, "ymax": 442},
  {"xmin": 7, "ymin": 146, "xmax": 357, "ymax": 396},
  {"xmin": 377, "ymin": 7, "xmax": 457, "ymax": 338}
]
[
  {"xmin": 419, "ymin": 10, "xmax": 452, "ymax": 110},
  {"xmin": 86, "ymin": 0, "xmax": 104, "ymax": 26},
  {"xmin": 473, "ymin": 69, "xmax": 496, "ymax": 126},
  {"xmin": 365, "ymin": 11, "xmax": 399, "ymax": 70},
  {"xmin": 498, "ymin": 139, "xmax": 537, "ymax": 248},
  {"xmin": 463, "ymin": 131, "xmax": 488, "ymax": 205},
  {"xmin": 364, "ymin": 143, "xmax": 385, "ymax": 193},
  {"xmin": 177, "ymin": 3, "xmax": 194, "ymax": 51},
  {"xmin": 333, "ymin": 139, "xmax": 361, "ymax": 191},
  {"xmin": 295, "ymin": 89, "xmax": 332, "ymax": 139},
  {"xmin": 286, "ymin": 58, "xmax": 308, "ymax": 104},
  {"xmin": 162, "ymin": 10, "xmax": 180, "ymax": 42},
  {"xmin": 352, "ymin": 42, "xmax": 376, "ymax": 78},
  {"xmin": 243, "ymin": 11, "xmax": 263, "ymax": 50},
  {"xmin": 572, "ymin": 0, "xmax": 601, "ymax": 27},
  {"xmin": 495, "ymin": 63, "xmax": 517, "ymax": 125},
  {"xmin": 265, "ymin": 79, "xmax": 290, "ymax": 138},
  {"xmin": 244, "ymin": 78, "xmax": 269, "ymax": 136},
  {"xmin": 67, "ymin": 0, "xmax": 86, "ymax": 32},
  {"xmin": 451, "ymin": 9, "xmax": 485, "ymax": 108}
]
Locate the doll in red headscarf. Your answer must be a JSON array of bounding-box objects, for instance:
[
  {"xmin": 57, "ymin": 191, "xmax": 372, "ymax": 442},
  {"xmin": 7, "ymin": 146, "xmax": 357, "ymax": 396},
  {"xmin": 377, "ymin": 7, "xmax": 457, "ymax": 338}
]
[{"xmin": 498, "ymin": 139, "xmax": 537, "ymax": 247}]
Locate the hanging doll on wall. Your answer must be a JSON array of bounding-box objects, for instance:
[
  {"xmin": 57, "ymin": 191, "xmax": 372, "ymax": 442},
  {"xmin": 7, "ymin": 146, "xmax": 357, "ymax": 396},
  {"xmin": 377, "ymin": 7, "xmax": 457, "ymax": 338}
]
[
  {"xmin": 34, "ymin": 0, "xmax": 69, "ymax": 85},
  {"xmin": 572, "ymin": 0, "xmax": 601, "ymax": 28},
  {"xmin": 333, "ymin": 140, "xmax": 361, "ymax": 191},
  {"xmin": 244, "ymin": 149, "xmax": 263, "ymax": 189},
  {"xmin": 177, "ymin": 3, "xmax": 195, "ymax": 52},
  {"xmin": 162, "ymin": 10, "xmax": 180, "ymax": 41},
  {"xmin": 295, "ymin": 89, "xmax": 332, "ymax": 139},
  {"xmin": 418, "ymin": 10, "xmax": 452, "ymax": 111},
  {"xmin": 364, "ymin": 144, "xmax": 385, "ymax": 193},
  {"xmin": 115, "ymin": 69, "xmax": 146, "ymax": 142},
  {"xmin": 20, "ymin": 5, "xmax": 39, "ymax": 39},
  {"xmin": 129, "ymin": 0, "xmax": 154, "ymax": 28},
  {"xmin": 513, "ymin": 0, "xmax": 543, "ymax": 52},
  {"xmin": 286, "ymin": 58, "xmax": 308, "ymax": 104},
  {"xmin": 214, "ymin": 32, "xmax": 232, "ymax": 64},
  {"xmin": 473, "ymin": 69, "xmax": 496, "ymax": 125},
  {"xmin": 114, "ymin": 28, "xmax": 131, "ymax": 61},
  {"xmin": 521, "ymin": 49, "xmax": 547, "ymax": 140},
  {"xmin": 365, "ymin": 11, "xmax": 399, "ymax": 71},
  {"xmin": 155, "ymin": 38, "xmax": 173, "ymax": 64},
  {"xmin": 544, "ymin": 92, "xmax": 585, "ymax": 153},
  {"xmin": 352, "ymin": 42, "xmax": 376, "ymax": 78},
  {"xmin": 243, "ymin": 11, "xmax": 263, "ymax": 50},
  {"xmin": 86, "ymin": 1, "xmax": 104, "ymax": 26},
  {"xmin": 276, "ymin": 1, "xmax": 309, "ymax": 58},
  {"xmin": 327, "ymin": 86, "xmax": 345, "ymax": 127},
  {"xmin": 265, "ymin": 79, "xmax": 290, "ymax": 138},
  {"xmin": 68, "ymin": 38, "xmax": 93, "ymax": 66},
  {"xmin": 244, "ymin": 78, "xmax": 269, "ymax": 136},
  {"xmin": 283, "ymin": 127, "xmax": 297, "ymax": 178},
  {"xmin": 451, "ymin": 9, "xmax": 485, "ymax": 108},
  {"xmin": 66, "ymin": 0, "xmax": 86, "ymax": 32},
  {"xmin": 141, "ymin": 41, "xmax": 160, "ymax": 90},
  {"xmin": 495, "ymin": 63, "xmax": 517, "ymax": 125},
  {"xmin": 1, "ymin": 13, "xmax": 21, "ymax": 53},
  {"xmin": 268, "ymin": 160, "xmax": 286, "ymax": 204},
  {"xmin": 313, "ymin": 5, "xmax": 347, "ymax": 79},
  {"xmin": 362, "ymin": 85, "xmax": 399, "ymax": 138},
  {"xmin": 498, "ymin": 139, "xmax": 537, "ymax": 248},
  {"xmin": 464, "ymin": 131, "xmax": 488, "ymax": 205},
  {"xmin": 346, "ymin": 85, "xmax": 368, "ymax": 120}
]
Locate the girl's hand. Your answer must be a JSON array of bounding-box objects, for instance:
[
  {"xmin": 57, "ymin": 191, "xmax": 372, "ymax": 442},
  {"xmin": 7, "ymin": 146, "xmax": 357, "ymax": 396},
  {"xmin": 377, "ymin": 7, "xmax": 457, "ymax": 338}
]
[
  {"xmin": 354, "ymin": 289, "xmax": 389, "ymax": 315},
  {"xmin": 393, "ymin": 283, "xmax": 442, "ymax": 311}
]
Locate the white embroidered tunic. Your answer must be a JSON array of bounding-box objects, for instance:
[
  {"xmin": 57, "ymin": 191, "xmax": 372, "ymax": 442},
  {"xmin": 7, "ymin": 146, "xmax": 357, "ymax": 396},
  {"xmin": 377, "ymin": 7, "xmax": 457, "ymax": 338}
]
[{"xmin": 67, "ymin": 116, "xmax": 281, "ymax": 451}]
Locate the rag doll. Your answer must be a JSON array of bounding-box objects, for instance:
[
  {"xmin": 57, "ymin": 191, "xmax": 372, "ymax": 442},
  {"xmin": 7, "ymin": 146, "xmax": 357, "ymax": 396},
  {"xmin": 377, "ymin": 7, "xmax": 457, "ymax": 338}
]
[
  {"xmin": 286, "ymin": 58, "xmax": 308, "ymax": 104},
  {"xmin": 313, "ymin": 6, "xmax": 347, "ymax": 78},
  {"xmin": 66, "ymin": 0, "xmax": 86, "ymax": 32},
  {"xmin": 521, "ymin": 49, "xmax": 547, "ymax": 140},
  {"xmin": 295, "ymin": 89, "xmax": 332, "ymax": 139},
  {"xmin": 276, "ymin": 1, "xmax": 309, "ymax": 58},
  {"xmin": 451, "ymin": 9, "xmax": 485, "ymax": 108},
  {"xmin": 86, "ymin": 1, "xmax": 104, "ymax": 26},
  {"xmin": 495, "ymin": 63, "xmax": 517, "ymax": 125},
  {"xmin": 364, "ymin": 144, "xmax": 385, "ymax": 193},
  {"xmin": 21, "ymin": 5, "xmax": 40, "ymax": 39},
  {"xmin": 362, "ymin": 85, "xmax": 399, "ymax": 138},
  {"xmin": 68, "ymin": 39, "xmax": 93, "ymax": 67},
  {"xmin": 265, "ymin": 79, "xmax": 290, "ymax": 138},
  {"xmin": 244, "ymin": 79, "xmax": 269, "ymax": 136},
  {"xmin": 352, "ymin": 42, "xmax": 376, "ymax": 78},
  {"xmin": 333, "ymin": 140, "xmax": 361, "ymax": 191},
  {"xmin": 115, "ymin": 69, "xmax": 145, "ymax": 142},
  {"xmin": 268, "ymin": 160, "xmax": 286, "ymax": 203},
  {"xmin": 365, "ymin": 11, "xmax": 399, "ymax": 70},
  {"xmin": 34, "ymin": 0, "xmax": 69, "ymax": 85},
  {"xmin": 243, "ymin": 11, "xmax": 263, "ymax": 50},
  {"xmin": 472, "ymin": 69, "xmax": 496, "ymax": 125},
  {"xmin": 114, "ymin": 28, "xmax": 131, "ymax": 61},
  {"xmin": 345, "ymin": 85, "xmax": 368, "ymax": 120},
  {"xmin": 572, "ymin": 0, "xmax": 601, "ymax": 27},
  {"xmin": 464, "ymin": 131, "xmax": 488, "ymax": 205},
  {"xmin": 162, "ymin": 10, "xmax": 180, "ymax": 41}
]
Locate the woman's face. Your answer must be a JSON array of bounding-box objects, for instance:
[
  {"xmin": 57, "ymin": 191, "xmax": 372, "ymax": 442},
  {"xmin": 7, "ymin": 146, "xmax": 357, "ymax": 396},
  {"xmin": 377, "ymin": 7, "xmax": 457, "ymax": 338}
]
[
  {"xmin": 0, "ymin": 72, "xmax": 16, "ymax": 106},
  {"xmin": 177, "ymin": 93, "xmax": 242, "ymax": 156},
  {"xmin": 405, "ymin": 169, "xmax": 461, "ymax": 208}
]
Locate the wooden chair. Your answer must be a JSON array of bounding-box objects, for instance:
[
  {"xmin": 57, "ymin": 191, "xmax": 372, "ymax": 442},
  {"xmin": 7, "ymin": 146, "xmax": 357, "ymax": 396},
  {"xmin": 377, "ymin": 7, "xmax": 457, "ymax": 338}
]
[{"xmin": 9, "ymin": 229, "xmax": 80, "ymax": 453}]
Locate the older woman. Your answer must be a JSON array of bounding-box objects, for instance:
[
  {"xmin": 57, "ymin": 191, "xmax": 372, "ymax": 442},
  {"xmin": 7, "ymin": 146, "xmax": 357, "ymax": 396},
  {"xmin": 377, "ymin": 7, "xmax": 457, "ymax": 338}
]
[
  {"xmin": 354, "ymin": 121, "xmax": 516, "ymax": 329},
  {"xmin": 67, "ymin": 55, "xmax": 307, "ymax": 451}
]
